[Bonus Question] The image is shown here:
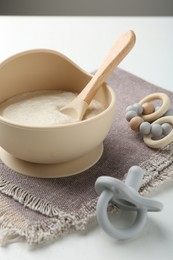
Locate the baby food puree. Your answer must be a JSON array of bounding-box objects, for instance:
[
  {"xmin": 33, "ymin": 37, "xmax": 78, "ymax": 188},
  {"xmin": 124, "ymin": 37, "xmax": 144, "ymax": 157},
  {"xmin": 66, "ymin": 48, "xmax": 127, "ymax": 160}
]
[{"xmin": 0, "ymin": 90, "xmax": 104, "ymax": 126}]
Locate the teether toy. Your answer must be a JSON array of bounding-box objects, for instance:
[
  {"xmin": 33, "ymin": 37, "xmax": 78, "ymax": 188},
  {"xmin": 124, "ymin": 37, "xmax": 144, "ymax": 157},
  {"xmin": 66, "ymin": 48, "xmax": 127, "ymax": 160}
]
[
  {"xmin": 95, "ymin": 166, "xmax": 163, "ymax": 240},
  {"xmin": 126, "ymin": 92, "xmax": 173, "ymax": 148}
]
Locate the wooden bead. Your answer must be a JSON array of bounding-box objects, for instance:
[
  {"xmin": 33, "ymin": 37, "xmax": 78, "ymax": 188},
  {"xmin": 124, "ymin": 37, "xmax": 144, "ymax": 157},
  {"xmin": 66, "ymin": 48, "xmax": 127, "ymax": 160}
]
[
  {"xmin": 142, "ymin": 102, "xmax": 155, "ymax": 115},
  {"xmin": 129, "ymin": 116, "xmax": 144, "ymax": 132}
]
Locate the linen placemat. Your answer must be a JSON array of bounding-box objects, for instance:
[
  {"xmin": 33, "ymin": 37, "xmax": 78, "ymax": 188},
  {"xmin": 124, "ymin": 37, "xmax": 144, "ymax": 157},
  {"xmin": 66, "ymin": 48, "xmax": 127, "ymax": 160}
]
[{"xmin": 0, "ymin": 68, "xmax": 173, "ymax": 246}]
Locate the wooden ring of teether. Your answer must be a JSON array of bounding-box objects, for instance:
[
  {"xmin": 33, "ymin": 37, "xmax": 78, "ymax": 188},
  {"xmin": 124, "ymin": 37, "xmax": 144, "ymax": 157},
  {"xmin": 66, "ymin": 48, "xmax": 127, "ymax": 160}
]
[
  {"xmin": 143, "ymin": 116, "xmax": 173, "ymax": 149},
  {"xmin": 139, "ymin": 93, "xmax": 170, "ymax": 122}
]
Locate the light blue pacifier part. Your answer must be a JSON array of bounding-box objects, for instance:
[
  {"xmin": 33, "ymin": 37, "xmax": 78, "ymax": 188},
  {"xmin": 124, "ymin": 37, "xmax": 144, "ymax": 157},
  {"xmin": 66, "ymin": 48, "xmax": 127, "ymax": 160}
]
[{"xmin": 95, "ymin": 166, "xmax": 163, "ymax": 240}]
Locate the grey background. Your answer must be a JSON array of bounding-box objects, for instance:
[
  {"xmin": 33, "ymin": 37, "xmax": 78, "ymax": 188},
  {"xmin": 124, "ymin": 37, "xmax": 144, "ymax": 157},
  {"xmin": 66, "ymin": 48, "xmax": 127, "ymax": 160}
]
[{"xmin": 0, "ymin": 0, "xmax": 173, "ymax": 16}]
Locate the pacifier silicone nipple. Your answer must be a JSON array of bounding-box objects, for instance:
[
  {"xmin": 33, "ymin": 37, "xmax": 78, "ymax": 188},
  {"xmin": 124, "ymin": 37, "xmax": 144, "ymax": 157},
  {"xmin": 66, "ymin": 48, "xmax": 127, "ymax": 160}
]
[{"xmin": 95, "ymin": 166, "xmax": 163, "ymax": 240}]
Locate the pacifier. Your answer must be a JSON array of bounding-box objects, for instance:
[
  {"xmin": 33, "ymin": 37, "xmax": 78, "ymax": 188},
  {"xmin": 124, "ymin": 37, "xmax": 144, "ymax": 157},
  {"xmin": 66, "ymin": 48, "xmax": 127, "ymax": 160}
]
[{"xmin": 95, "ymin": 166, "xmax": 163, "ymax": 240}]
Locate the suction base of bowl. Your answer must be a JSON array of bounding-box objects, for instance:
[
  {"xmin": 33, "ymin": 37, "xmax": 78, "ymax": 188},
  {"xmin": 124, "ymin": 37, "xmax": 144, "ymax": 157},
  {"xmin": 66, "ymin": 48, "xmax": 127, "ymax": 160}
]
[{"xmin": 0, "ymin": 144, "xmax": 103, "ymax": 178}]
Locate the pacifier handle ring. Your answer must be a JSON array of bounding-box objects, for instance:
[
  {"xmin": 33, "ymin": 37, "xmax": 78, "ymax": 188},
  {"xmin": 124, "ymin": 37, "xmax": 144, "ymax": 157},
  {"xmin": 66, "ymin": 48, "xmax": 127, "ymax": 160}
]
[{"xmin": 96, "ymin": 189, "xmax": 147, "ymax": 240}]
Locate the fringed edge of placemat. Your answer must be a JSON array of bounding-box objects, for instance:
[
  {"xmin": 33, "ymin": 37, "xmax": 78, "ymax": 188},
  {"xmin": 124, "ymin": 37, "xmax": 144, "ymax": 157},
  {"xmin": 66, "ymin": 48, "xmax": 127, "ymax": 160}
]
[
  {"xmin": 0, "ymin": 195, "xmax": 26, "ymax": 246},
  {"xmin": 0, "ymin": 194, "xmax": 102, "ymax": 246},
  {"xmin": 0, "ymin": 143, "xmax": 173, "ymax": 246}
]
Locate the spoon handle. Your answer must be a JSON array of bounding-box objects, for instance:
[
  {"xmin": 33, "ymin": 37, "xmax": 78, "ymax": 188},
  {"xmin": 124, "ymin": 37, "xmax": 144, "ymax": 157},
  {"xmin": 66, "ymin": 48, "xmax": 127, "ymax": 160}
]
[{"xmin": 78, "ymin": 30, "xmax": 136, "ymax": 104}]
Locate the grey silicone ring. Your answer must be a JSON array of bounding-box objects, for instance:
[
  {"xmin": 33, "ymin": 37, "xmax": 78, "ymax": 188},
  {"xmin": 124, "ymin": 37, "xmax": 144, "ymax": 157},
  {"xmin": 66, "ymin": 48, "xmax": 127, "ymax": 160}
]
[{"xmin": 96, "ymin": 189, "xmax": 147, "ymax": 240}]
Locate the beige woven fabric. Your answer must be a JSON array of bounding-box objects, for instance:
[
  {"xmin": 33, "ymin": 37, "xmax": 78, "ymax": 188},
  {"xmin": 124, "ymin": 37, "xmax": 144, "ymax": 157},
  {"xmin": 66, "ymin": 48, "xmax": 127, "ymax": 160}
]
[{"xmin": 0, "ymin": 68, "xmax": 173, "ymax": 246}]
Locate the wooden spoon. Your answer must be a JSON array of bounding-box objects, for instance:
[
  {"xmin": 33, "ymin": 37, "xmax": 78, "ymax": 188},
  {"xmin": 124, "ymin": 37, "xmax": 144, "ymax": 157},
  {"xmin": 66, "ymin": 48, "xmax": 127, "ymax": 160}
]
[{"xmin": 60, "ymin": 30, "xmax": 136, "ymax": 121}]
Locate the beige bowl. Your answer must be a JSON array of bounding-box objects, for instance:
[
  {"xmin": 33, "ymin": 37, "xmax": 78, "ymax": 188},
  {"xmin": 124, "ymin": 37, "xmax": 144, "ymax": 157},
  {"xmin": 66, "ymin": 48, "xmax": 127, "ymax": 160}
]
[{"xmin": 0, "ymin": 49, "xmax": 116, "ymax": 177}]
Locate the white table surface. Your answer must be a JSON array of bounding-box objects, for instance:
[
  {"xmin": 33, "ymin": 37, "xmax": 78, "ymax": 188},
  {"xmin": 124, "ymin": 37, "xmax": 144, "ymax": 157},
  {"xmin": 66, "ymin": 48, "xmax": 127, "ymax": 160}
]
[{"xmin": 0, "ymin": 16, "xmax": 173, "ymax": 260}]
